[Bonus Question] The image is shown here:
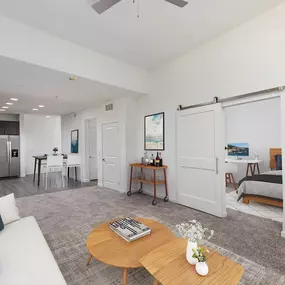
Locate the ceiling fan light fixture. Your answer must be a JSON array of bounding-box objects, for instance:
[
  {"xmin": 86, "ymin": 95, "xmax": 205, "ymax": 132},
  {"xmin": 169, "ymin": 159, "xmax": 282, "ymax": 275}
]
[{"xmin": 90, "ymin": 0, "xmax": 188, "ymax": 16}]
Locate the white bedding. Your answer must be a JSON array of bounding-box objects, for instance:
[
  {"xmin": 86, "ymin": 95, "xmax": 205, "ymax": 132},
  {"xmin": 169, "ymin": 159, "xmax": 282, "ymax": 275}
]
[{"xmin": 237, "ymin": 170, "xmax": 283, "ymax": 201}]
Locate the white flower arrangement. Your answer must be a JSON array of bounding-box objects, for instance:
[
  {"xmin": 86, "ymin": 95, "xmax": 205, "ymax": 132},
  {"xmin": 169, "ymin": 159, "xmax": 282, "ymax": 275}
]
[{"xmin": 176, "ymin": 220, "xmax": 214, "ymax": 243}]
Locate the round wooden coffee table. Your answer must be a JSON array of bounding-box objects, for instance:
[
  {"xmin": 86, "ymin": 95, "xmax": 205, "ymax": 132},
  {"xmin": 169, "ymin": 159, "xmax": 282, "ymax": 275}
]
[{"xmin": 86, "ymin": 218, "xmax": 175, "ymax": 285}]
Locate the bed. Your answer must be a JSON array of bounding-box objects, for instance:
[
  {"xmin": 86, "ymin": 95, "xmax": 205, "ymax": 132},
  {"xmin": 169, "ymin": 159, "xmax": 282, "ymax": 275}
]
[{"xmin": 237, "ymin": 148, "xmax": 283, "ymax": 207}]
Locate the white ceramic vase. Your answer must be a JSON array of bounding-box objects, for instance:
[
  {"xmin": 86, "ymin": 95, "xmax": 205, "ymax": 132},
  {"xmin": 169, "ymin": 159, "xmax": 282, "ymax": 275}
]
[
  {"xmin": 186, "ymin": 240, "xmax": 198, "ymax": 265},
  {"xmin": 195, "ymin": 262, "xmax": 209, "ymax": 276}
]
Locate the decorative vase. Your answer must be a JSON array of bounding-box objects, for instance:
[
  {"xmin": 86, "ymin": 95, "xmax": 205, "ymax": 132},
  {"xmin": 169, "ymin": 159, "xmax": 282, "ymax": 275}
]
[
  {"xmin": 195, "ymin": 262, "xmax": 209, "ymax": 276},
  {"xmin": 186, "ymin": 240, "xmax": 198, "ymax": 265}
]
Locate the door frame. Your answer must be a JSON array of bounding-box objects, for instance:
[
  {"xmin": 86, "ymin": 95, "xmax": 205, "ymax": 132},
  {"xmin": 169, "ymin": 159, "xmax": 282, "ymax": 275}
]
[
  {"xmin": 176, "ymin": 103, "xmax": 226, "ymax": 217},
  {"xmin": 102, "ymin": 121, "xmax": 121, "ymax": 191},
  {"xmin": 86, "ymin": 119, "xmax": 98, "ymax": 181},
  {"xmin": 83, "ymin": 117, "xmax": 98, "ymax": 183}
]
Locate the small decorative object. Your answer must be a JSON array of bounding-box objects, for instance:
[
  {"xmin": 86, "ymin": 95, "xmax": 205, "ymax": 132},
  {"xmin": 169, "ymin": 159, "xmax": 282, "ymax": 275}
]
[
  {"xmin": 53, "ymin": 147, "xmax": 58, "ymax": 155},
  {"xmin": 144, "ymin": 112, "xmax": 165, "ymax": 151},
  {"xmin": 176, "ymin": 220, "xmax": 214, "ymax": 265},
  {"xmin": 192, "ymin": 247, "xmax": 209, "ymax": 276},
  {"xmin": 71, "ymin": 130, "xmax": 79, "ymax": 153}
]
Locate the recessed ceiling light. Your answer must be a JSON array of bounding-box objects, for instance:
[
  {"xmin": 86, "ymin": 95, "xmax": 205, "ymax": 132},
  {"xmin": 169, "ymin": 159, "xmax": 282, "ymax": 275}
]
[
  {"xmin": 46, "ymin": 116, "xmax": 50, "ymax": 118},
  {"xmin": 2, "ymin": 106, "xmax": 8, "ymax": 109},
  {"xmin": 10, "ymin": 98, "xmax": 18, "ymax": 101},
  {"xmin": 38, "ymin": 105, "xmax": 44, "ymax": 108},
  {"xmin": 32, "ymin": 108, "xmax": 39, "ymax": 111},
  {"xmin": 68, "ymin": 75, "xmax": 78, "ymax": 81},
  {"xmin": 0, "ymin": 109, "xmax": 6, "ymax": 112},
  {"xmin": 6, "ymin": 102, "xmax": 13, "ymax": 105}
]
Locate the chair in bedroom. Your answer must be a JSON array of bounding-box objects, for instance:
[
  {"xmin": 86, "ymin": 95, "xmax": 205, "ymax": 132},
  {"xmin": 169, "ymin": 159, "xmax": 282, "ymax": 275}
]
[{"xmin": 225, "ymin": 163, "xmax": 238, "ymax": 190}]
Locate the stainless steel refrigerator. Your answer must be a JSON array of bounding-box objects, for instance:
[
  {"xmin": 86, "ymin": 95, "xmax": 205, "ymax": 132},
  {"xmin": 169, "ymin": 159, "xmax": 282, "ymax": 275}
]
[{"xmin": 0, "ymin": 135, "xmax": 20, "ymax": 178}]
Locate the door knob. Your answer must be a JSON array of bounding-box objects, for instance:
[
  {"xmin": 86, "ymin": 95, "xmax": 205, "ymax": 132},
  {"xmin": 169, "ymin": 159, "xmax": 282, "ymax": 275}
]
[{"xmin": 102, "ymin": 158, "xmax": 105, "ymax": 161}]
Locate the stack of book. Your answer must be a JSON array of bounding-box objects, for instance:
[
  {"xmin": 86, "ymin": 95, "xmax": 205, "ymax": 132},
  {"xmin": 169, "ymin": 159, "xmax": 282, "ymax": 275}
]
[{"xmin": 109, "ymin": 217, "xmax": 151, "ymax": 242}]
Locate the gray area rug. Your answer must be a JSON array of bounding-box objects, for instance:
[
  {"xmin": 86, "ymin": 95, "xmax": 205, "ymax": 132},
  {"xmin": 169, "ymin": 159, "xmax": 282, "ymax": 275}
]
[
  {"xmin": 45, "ymin": 223, "xmax": 285, "ymax": 285},
  {"xmin": 16, "ymin": 187, "xmax": 285, "ymax": 284}
]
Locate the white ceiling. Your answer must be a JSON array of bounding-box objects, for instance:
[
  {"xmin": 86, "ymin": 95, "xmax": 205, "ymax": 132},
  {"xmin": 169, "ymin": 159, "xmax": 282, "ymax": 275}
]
[
  {"xmin": 0, "ymin": 56, "xmax": 140, "ymax": 115},
  {"xmin": 0, "ymin": 0, "xmax": 283, "ymax": 69}
]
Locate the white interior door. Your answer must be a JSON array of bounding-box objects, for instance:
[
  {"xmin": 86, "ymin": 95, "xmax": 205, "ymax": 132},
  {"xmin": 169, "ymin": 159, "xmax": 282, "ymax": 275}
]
[
  {"xmin": 102, "ymin": 122, "xmax": 120, "ymax": 191},
  {"xmin": 177, "ymin": 103, "xmax": 226, "ymax": 217},
  {"xmin": 88, "ymin": 125, "xmax": 98, "ymax": 180}
]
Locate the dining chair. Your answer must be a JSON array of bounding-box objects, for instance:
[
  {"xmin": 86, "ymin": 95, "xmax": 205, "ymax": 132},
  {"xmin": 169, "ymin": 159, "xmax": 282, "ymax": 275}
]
[
  {"xmin": 44, "ymin": 155, "xmax": 64, "ymax": 189},
  {"xmin": 66, "ymin": 154, "xmax": 81, "ymax": 181},
  {"xmin": 225, "ymin": 162, "xmax": 238, "ymax": 190}
]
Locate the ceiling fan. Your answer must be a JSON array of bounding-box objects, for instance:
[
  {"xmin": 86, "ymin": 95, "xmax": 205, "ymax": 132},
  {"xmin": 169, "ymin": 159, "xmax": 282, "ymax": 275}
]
[{"xmin": 90, "ymin": 0, "xmax": 188, "ymax": 15}]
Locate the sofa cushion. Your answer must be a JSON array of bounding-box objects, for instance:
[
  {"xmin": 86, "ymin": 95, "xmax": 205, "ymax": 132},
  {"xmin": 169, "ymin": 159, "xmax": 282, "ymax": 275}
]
[
  {"xmin": 0, "ymin": 216, "xmax": 67, "ymax": 285},
  {"xmin": 0, "ymin": 193, "xmax": 20, "ymax": 225}
]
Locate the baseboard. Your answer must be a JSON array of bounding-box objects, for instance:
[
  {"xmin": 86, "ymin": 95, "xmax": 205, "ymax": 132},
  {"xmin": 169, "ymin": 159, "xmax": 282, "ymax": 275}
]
[
  {"xmin": 81, "ymin": 178, "xmax": 90, "ymax": 183},
  {"xmin": 281, "ymin": 230, "xmax": 285, "ymax": 238},
  {"xmin": 97, "ymin": 183, "xmax": 103, "ymax": 188}
]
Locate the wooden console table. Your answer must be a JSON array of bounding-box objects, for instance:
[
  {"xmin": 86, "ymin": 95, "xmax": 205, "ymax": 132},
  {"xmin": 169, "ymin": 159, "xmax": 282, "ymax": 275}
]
[{"xmin": 128, "ymin": 163, "xmax": 169, "ymax": 205}]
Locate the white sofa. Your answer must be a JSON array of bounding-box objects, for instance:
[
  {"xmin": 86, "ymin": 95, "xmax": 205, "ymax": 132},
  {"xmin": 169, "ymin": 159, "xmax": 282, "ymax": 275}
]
[{"xmin": 0, "ymin": 216, "xmax": 67, "ymax": 285}]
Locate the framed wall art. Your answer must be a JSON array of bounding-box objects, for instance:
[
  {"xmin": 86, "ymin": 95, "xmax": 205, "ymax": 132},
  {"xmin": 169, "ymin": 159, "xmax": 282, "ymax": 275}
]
[
  {"xmin": 71, "ymin": 129, "xmax": 79, "ymax": 153},
  {"xmin": 144, "ymin": 112, "xmax": 165, "ymax": 151}
]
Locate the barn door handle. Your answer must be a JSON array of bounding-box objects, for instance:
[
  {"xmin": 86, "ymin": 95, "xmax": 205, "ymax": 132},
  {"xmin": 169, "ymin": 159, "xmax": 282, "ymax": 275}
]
[
  {"xmin": 216, "ymin": 157, "xmax": 219, "ymax": 174},
  {"xmin": 102, "ymin": 158, "xmax": 105, "ymax": 162}
]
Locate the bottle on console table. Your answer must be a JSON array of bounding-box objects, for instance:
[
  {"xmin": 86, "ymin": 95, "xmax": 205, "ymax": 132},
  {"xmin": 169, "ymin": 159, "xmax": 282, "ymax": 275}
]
[
  {"xmin": 159, "ymin": 152, "xmax": 163, "ymax": 167},
  {"xmin": 150, "ymin": 154, "xmax": 155, "ymax": 166},
  {"xmin": 155, "ymin": 152, "xmax": 160, "ymax": 167}
]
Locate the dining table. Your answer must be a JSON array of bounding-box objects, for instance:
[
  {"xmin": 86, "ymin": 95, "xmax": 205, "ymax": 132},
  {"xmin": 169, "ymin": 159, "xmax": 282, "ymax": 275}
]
[{"xmin": 33, "ymin": 155, "xmax": 68, "ymax": 187}]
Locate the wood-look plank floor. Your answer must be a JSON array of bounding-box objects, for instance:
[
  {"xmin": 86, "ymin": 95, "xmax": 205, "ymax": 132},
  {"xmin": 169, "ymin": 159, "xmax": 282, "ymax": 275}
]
[{"xmin": 0, "ymin": 174, "xmax": 97, "ymax": 198}]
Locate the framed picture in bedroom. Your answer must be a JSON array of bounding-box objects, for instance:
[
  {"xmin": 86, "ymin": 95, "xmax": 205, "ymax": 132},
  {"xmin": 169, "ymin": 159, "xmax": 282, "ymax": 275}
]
[
  {"xmin": 71, "ymin": 129, "xmax": 79, "ymax": 153},
  {"xmin": 144, "ymin": 112, "xmax": 165, "ymax": 151}
]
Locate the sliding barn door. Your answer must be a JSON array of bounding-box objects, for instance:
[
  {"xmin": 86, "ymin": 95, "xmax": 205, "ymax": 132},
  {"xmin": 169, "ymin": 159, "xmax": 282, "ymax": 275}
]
[{"xmin": 177, "ymin": 103, "xmax": 226, "ymax": 217}]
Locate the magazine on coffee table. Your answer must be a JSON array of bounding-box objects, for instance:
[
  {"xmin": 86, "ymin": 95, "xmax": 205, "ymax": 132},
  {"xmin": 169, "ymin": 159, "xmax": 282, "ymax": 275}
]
[{"xmin": 109, "ymin": 217, "xmax": 151, "ymax": 242}]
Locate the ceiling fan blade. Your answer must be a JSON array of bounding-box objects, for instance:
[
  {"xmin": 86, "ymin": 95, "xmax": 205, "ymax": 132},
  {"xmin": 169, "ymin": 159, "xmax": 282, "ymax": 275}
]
[
  {"xmin": 91, "ymin": 0, "xmax": 122, "ymax": 14},
  {"xmin": 164, "ymin": 0, "xmax": 188, "ymax": 8}
]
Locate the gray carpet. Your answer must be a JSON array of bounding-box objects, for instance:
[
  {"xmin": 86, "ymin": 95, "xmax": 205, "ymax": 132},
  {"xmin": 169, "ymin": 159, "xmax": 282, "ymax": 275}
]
[{"xmin": 16, "ymin": 187, "xmax": 285, "ymax": 284}]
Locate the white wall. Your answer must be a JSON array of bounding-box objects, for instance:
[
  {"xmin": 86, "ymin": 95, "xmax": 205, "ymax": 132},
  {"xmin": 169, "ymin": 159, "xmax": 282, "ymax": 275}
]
[
  {"xmin": 22, "ymin": 114, "xmax": 61, "ymax": 175},
  {"xmin": 61, "ymin": 97, "xmax": 140, "ymax": 190},
  {"xmin": 134, "ymin": 3, "xmax": 285, "ymax": 202},
  {"xmin": 225, "ymin": 98, "xmax": 281, "ymax": 181},
  {"xmin": 0, "ymin": 16, "xmax": 149, "ymax": 94}
]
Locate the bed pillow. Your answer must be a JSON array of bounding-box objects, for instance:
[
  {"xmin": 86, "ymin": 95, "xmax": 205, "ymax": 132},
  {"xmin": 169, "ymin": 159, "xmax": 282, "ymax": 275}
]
[
  {"xmin": 0, "ymin": 193, "xmax": 20, "ymax": 225},
  {"xmin": 275, "ymin": 154, "xmax": 282, "ymax": 170}
]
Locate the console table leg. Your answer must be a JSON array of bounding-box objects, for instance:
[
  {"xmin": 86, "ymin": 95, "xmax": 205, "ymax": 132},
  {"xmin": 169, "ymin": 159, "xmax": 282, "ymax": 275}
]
[
  {"xmin": 123, "ymin": 268, "xmax": 128, "ymax": 285},
  {"xmin": 163, "ymin": 168, "xmax": 169, "ymax": 202},
  {"xmin": 152, "ymin": 169, "xmax": 157, "ymax": 205},
  {"xmin": 127, "ymin": 166, "xmax": 133, "ymax": 196}
]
